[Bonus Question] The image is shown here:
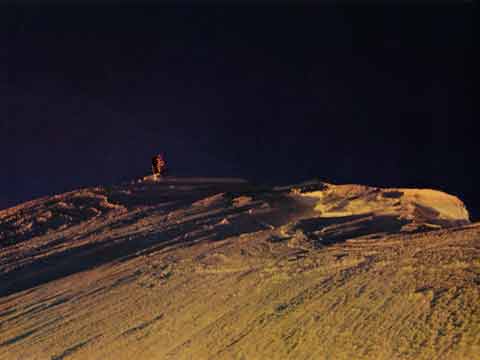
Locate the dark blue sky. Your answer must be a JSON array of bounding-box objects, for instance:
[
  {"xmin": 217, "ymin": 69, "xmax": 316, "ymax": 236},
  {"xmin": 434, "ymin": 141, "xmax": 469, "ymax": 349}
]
[{"xmin": 2, "ymin": 5, "xmax": 477, "ymax": 218}]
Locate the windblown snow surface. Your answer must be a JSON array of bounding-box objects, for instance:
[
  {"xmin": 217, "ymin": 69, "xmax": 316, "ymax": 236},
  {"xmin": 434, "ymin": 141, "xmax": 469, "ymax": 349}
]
[{"xmin": 0, "ymin": 177, "xmax": 479, "ymax": 360}]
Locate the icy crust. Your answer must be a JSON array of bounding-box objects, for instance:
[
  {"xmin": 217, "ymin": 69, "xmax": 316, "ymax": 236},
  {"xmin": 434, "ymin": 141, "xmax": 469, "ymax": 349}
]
[
  {"xmin": 0, "ymin": 189, "xmax": 126, "ymax": 245},
  {"xmin": 295, "ymin": 182, "xmax": 470, "ymax": 229}
]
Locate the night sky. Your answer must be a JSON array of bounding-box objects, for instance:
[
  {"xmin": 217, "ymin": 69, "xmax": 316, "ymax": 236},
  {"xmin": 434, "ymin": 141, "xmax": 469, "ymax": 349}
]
[{"xmin": 3, "ymin": 5, "xmax": 477, "ymax": 219}]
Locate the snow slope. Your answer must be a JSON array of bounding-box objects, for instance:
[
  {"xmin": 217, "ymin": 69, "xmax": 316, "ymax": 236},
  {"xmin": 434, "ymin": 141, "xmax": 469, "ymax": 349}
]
[{"xmin": 0, "ymin": 177, "xmax": 478, "ymax": 359}]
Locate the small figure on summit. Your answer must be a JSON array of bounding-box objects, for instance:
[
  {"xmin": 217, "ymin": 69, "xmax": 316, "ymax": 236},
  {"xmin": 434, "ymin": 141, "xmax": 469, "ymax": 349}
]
[{"xmin": 152, "ymin": 153, "xmax": 167, "ymax": 178}]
